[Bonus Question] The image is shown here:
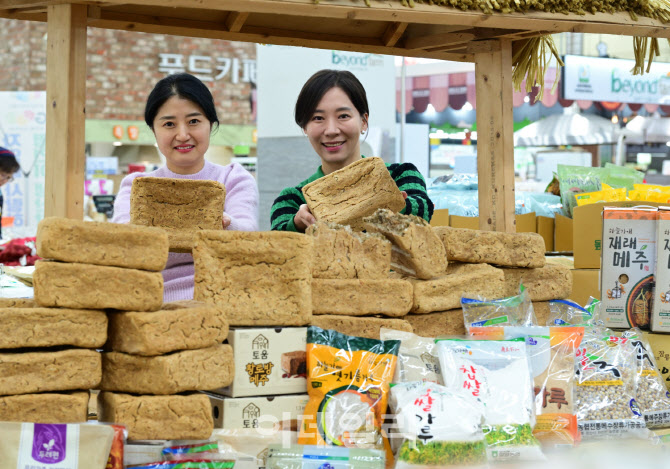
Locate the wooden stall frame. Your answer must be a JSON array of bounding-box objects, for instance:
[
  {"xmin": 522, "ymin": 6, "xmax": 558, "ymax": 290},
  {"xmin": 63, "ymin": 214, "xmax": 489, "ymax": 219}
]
[{"xmin": 3, "ymin": 0, "xmax": 670, "ymax": 230}]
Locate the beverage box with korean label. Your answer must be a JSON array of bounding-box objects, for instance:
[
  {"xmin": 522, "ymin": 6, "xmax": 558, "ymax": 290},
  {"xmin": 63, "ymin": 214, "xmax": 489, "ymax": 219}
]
[
  {"xmin": 207, "ymin": 393, "xmax": 309, "ymax": 430},
  {"xmin": 216, "ymin": 327, "xmax": 308, "ymax": 397},
  {"xmin": 652, "ymin": 207, "xmax": 670, "ymax": 332},
  {"xmin": 601, "ymin": 206, "xmax": 657, "ymax": 329}
]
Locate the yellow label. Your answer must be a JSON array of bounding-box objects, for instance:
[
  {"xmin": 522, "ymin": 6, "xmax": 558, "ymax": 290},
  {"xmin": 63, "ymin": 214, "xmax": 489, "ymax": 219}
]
[
  {"xmin": 642, "ymin": 369, "xmax": 659, "ymax": 377},
  {"xmin": 578, "ymin": 380, "xmax": 624, "ymax": 386}
]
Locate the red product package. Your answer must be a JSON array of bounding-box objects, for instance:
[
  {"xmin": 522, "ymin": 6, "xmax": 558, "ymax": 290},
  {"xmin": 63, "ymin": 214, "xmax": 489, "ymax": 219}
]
[{"xmin": 105, "ymin": 424, "xmax": 126, "ymax": 469}]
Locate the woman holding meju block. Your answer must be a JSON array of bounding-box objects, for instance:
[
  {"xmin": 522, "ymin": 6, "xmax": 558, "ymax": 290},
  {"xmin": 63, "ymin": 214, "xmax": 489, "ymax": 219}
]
[
  {"xmin": 113, "ymin": 73, "xmax": 259, "ymax": 302},
  {"xmin": 270, "ymin": 69, "xmax": 433, "ymax": 233}
]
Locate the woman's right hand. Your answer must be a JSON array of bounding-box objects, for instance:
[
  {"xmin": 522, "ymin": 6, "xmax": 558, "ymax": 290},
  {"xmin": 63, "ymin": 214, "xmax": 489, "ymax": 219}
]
[{"xmin": 294, "ymin": 204, "xmax": 316, "ymax": 232}]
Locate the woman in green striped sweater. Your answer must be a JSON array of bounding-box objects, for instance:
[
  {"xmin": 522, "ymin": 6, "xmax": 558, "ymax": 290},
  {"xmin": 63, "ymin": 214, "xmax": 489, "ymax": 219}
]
[{"xmin": 270, "ymin": 69, "xmax": 433, "ymax": 232}]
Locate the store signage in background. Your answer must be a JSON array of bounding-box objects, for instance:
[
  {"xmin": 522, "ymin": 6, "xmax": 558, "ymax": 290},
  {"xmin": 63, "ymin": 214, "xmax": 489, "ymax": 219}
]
[
  {"xmin": 0, "ymin": 91, "xmax": 46, "ymax": 237},
  {"xmin": 158, "ymin": 54, "xmax": 256, "ymax": 84},
  {"xmin": 563, "ymin": 54, "xmax": 670, "ymax": 104}
]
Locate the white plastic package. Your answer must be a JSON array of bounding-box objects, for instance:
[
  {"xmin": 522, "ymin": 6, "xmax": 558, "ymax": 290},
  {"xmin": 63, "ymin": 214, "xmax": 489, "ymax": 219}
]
[
  {"xmin": 380, "ymin": 328, "xmax": 442, "ymax": 385},
  {"xmin": 389, "ymin": 381, "xmax": 487, "ymax": 468},
  {"xmin": 436, "ymin": 338, "xmax": 544, "ymax": 463},
  {"xmin": 462, "ymin": 284, "xmax": 536, "ymax": 331}
]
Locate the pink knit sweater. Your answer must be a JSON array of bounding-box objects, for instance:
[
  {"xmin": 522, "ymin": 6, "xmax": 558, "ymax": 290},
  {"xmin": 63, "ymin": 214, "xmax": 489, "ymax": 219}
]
[{"xmin": 112, "ymin": 160, "xmax": 259, "ymax": 302}]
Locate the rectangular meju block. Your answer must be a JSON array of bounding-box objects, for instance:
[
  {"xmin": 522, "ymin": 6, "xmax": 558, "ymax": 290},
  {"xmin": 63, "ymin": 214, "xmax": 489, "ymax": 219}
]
[
  {"xmin": 363, "ymin": 208, "xmax": 447, "ymax": 279},
  {"xmin": 312, "ymin": 278, "xmax": 413, "ymax": 317},
  {"xmin": 98, "ymin": 392, "xmax": 213, "ymax": 441},
  {"xmin": 100, "ymin": 344, "xmax": 233, "ymax": 395},
  {"xmin": 37, "ymin": 216, "xmax": 169, "ymax": 271},
  {"xmin": 306, "ymin": 221, "xmax": 391, "ymax": 279},
  {"xmin": 501, "ymin": 264, "xmax": 572, "ymax": 301},
  {"xmin": 33, "ymin": 260, "xmax": 163, "ymax": 312},
  {"xmin": 0, "ymin": 392, "xmax": 89, "ymax": 423},
  {"xmin": 0, "ymin": 348, "xmax": 101, "ymax": 396},
  {"xmin": 0, "ymin": 306, "xmax": 107, "ymax": 349},
  {"xmin": 281, "ymin": 351, "xmax": 306, "ymax": 376},
  {"xmin": 0, "ymin": 298, "xmax": 35, "ymax": 308},
  {"xmin": 410, "ymin": 263, "xmax": 505, "ymax": 314},
  {"xmin": 310, "ymin": 315, "xmax": 413, "ymax": 340},
  {"xmin": 130, "ymin": 176, "xmax": 226, "ymax": 253},
  {"xmin": 193, "ymin": 231, "xmax": 312, "ymax": 326},
  {"xmin": 302, "ymin": 157, "xmax": 405, "ymax": 231},
  {"xmin": 402, "ymin": 310, "xmax": 466, "ymax": 337},
  {"xmin": 106, "ymin": 300, "xmax": 228, "ymax": 356},
  {"xmin": 434, "ymin": 226, "xmax": 546, "ymax": 268}
]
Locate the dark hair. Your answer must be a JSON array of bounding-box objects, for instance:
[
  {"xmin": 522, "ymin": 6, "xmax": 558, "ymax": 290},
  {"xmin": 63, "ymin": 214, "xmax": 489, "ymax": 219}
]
[
  {"xmin": 144, "ymin": 73, "xmax": 219, "ymax": 131},
  {"xmin": 294, "ymin": 70, "xmax": 369, "ymax": 129},
  {"xmin": 0, "ymin": 147, "xmax": 20, "ymax": 174}
]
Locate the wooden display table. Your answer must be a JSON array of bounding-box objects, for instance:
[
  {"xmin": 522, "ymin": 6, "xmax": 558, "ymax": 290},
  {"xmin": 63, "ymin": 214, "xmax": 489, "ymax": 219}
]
[{"xmin": 2, "ymin": 0, "xmax": 669, "ymax": 231}]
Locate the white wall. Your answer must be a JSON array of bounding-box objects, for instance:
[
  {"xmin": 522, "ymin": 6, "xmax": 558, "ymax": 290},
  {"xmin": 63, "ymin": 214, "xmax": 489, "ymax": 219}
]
[{"xmin": 256, "ymin": 45, "xmax": 396, "ymax": 139}]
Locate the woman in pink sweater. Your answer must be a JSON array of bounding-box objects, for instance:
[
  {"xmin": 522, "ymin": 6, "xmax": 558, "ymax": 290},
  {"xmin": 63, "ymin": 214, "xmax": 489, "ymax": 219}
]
[{"xmin": 113, "ymin": 73, "xmax": 259, "ymax": 301}]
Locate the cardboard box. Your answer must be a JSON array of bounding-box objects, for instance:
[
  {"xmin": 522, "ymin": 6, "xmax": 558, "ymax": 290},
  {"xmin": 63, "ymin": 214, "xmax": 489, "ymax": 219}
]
[
  {"xmin": 573, "ymin": 201, "xmax": 665, "ymax": 269},
  {"xmin": 536, "ymin": 216, "xmax": 555, "ymax": 252},
  {"xmin": 430, "ymin": 209, "xmax": 449, "ymax": 227},
  {"xmin": 652, "ymin": 207, "xmax": 670, "ymax": 332},
  {"xmin": 570, "ymin": 269, "xmax": 600, "ymax": 307},
  {"xmin": 449, "ymin": 212, "xmax": 536, "ymax": 232},
  {"xmin": 217, "ymin": 327, "xmax": 308, "ymax": 397},
  {"xmin": 641, "ymin": 332, "xmax": 670, "ymax": 393},
  {"xmin": 554, "ymin": 214, "xmax": 573, "ymax": 253},
  {"xmin": 208, "ymin": 393, "xmax": 308, "ymax": 430},
  {"xmin": 600, "ymin": 206, "xmax": 657, "ymax": 329}
]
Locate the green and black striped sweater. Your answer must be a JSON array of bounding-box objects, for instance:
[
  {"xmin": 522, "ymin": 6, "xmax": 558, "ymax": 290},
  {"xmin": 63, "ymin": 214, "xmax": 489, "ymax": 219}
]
[{"xmin": 270, "ymin": 159, "xmax": 434, "ymax": 232}]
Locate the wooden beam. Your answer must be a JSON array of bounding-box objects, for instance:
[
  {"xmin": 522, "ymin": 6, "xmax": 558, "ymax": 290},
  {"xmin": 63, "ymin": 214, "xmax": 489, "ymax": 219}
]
[
  {"xmin": 225, "ymin": 11, "xmax": 248, "ymax": 32},
  {"xmin": 405, "ymin": 32, "xmax": 475, "ymax": 50},
  {"xmin": 88, "ymin": 0, "xmax": 670, "ymax": 38},
  {"xmin": 382, "ymin": 21, "xmax": 407, "ymax": 47},
  {"xmin": 45, "ymin": 3, "xmax": 87, "ymax": 219},
  {"xmin": 475, "ymin": 39, "xmax": 515, "ymax": 232},
  {"xmin": 88, "ymin": 11, "xmax": 473, "ymax": 62}
]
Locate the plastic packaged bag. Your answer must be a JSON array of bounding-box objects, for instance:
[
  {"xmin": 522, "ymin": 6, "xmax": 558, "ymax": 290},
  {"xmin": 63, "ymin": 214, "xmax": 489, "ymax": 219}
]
[
  {"xmin": 389, "ymin": 381, "xmax": 487, "ymax": 468},
  {"xmin": 575, "ymin": 183, "xmax": 627, "ymax": 207},
  {"xmin": 266, "ymin": 444, "xmax": 385, "ymax": 469},
  {"xmin": 547, "ymin": 298, "xmax": 601, "ymax": 326},
  {"xmin": 380, "ymin": 328, "xmax": 442, "ymax": 385},
  {"xmin": 213, "ymin": 428, "xmax": 297, "ymax": 468},
  {"xmin": 527, "ymin": 192, "xmax": 563, "ymax": 218},
  {"xmin": 436, "ymin": 338, "xmax": 544, "ymax": 463},
  {"xmin": 161, "ymin": 441, "xmax": 232, "ymax": 461},
  {"xmin": 624, "ymin": 329, "xmax": 670, "ymax": 429},
  {"xmin": 575, "ymin": 327, "xmax": 648, "ymax": 439},
  {"xmin": 469, "ymin": 326, "xmax": 584, "ymax": 447},
  {"xmin": 445, "ymin": 173, "xmax": 478, "ymax": 191},
  {"xmin": 128, "ymin": 461, "xmax": 234, "ymax": 468},
  {"xmin": 604, "ymin": 163, "xmax": 645, "ymax": 191},
  {"xmin": 557, "ymin": 164, "xmax": 607, "ymax": 217},
  {"xmin": 462, "ymin": 284, "xmax": 536, "ymax": 332},
  {"xmin": 299, "ymin": 327, "xmax": 399, "ymax": 466}
]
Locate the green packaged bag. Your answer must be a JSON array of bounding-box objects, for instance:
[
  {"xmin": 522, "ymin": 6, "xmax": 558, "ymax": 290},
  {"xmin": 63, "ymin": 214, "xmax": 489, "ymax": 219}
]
[{"xmin": 556, "ymin": 164, "xmax": 608, "ymax": 217}]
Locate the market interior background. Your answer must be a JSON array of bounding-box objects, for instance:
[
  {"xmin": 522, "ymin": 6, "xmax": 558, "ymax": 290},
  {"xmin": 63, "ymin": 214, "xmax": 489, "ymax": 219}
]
[{"xmin": 1, "ymin": 21, "xmax": 669, "ymax": 232}]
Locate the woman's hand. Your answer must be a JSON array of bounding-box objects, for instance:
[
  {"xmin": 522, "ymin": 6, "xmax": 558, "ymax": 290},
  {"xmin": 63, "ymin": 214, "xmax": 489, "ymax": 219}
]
[
  {"xmin": 222, "ymin": 213, "xmax": 232, "ymax": 229},
  {"xmin": 294, "ymin": 204, "xmax": 316, "ymax": 232}
]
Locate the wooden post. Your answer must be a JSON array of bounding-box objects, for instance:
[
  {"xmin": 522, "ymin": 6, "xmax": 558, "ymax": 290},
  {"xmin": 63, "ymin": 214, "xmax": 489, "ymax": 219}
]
[
  {"xmin": 474, "ymin": 39, "xmax": 515, "ymax": 232},
  {"xmin": 45, "ymin": 4, "xmax": 87, "ymax": 219}
]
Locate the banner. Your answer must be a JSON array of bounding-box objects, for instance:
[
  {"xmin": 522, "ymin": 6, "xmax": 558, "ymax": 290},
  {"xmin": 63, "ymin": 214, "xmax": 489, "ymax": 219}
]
[
  {"xmin": 0, "ymin": 91, "xmax": 46, "ymax": 238},
  {"xmin": 562, "ymin": 54, "xmax": 670, "ymax": 104}
]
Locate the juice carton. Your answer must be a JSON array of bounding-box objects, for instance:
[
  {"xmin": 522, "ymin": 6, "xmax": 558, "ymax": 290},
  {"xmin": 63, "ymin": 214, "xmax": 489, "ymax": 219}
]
[
  {"xmin": 652, "ymin": 207, "xmax": 670, "ymax": 332},
  {"xmin": 601, "ymin": 206, "xmax": 657, "ymax": 329}
]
